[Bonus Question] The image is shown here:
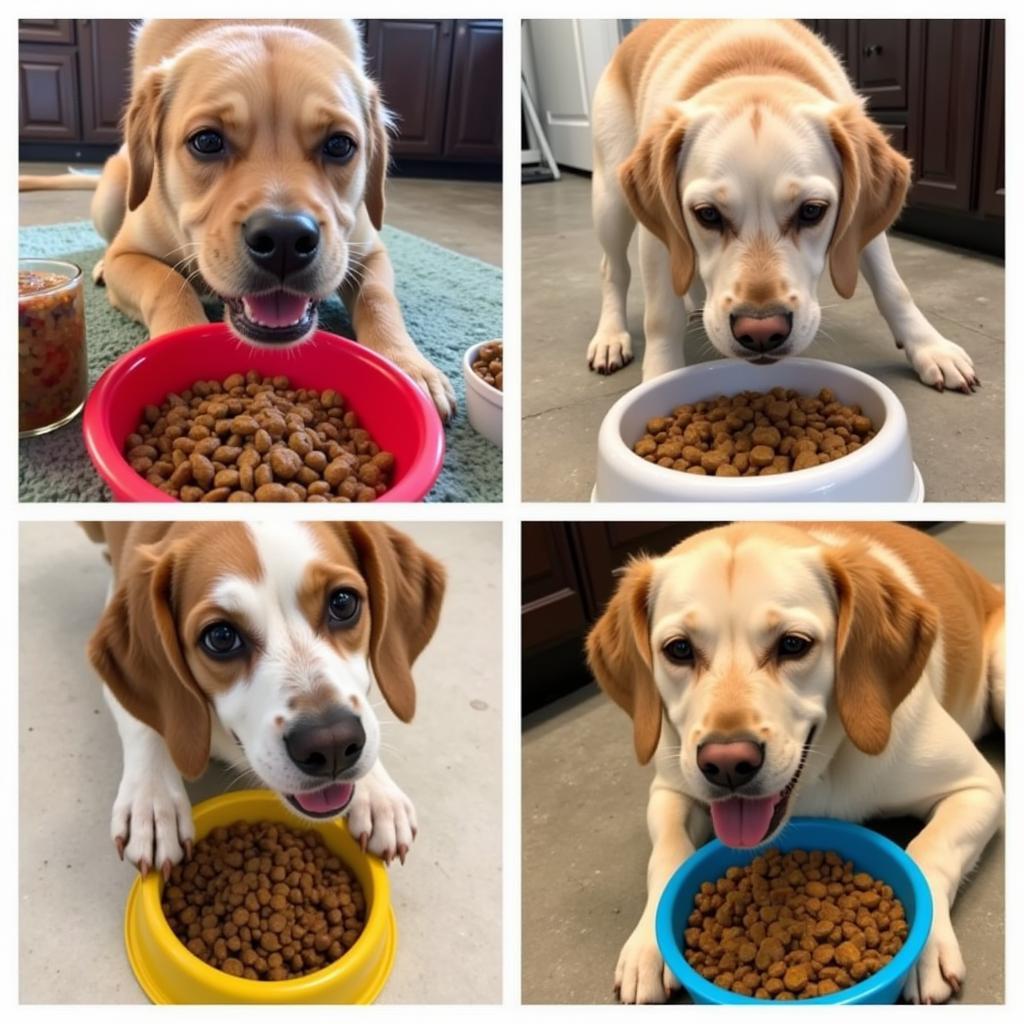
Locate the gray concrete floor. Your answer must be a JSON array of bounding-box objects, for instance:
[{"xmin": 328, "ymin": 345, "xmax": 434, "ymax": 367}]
[
  {"xmin": 19, "ymin": 521, "xmax": 502, "ymax": 1004},
  {"xmin": 19, "ymin": 162, "xmax": 501, "ymax": 267},
  {"xmin": 522, "ymin": 175, "xmax": 1004, "ymax": 502},
  {"xmin": 522, "ymin": 523, "xmax": 1004, "ymax": 1004}
]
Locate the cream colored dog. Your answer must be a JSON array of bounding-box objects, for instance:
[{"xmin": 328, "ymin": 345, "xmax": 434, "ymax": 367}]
[
  {"xmin": 588, "ymin": 522, "xmax": 1003, "ymax": 1003},
  {"xmin": 587, "ymin": 20, "xmax": 978, "ymax": 394},
  {"xmin": 23, "ymin": 19, "xmax": 455, "ymax": 418}
]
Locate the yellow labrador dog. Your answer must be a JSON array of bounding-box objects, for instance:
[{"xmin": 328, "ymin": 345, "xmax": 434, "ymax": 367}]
[
  {"xmin": 588, "ymin": 523, "xmax": 1003, "ymax": 1004},
  {"xmin": 587, "ymin": 20, "xmax": 978, "ymax": 394},
  {"xmin": 24, "ymin": 19, "xmax": 455, "ymax": 418}
]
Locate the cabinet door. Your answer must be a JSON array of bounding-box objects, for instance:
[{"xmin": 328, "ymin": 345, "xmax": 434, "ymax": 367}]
[
  {"xmin": 78, "ymin": 19, "xmax": 135, "ymax": 145},
  {"xmin": 802, "ymin": 20, "xmax": 852, "ymax": 71},
  {"xmin": 976, "ymin": 20, "xmax": 1005, "ymax": 218},
  {"xmin": 365, "ymin": 20, "xmax": 454, "ymax": 158},
  {"xmin": 907, "ymin": 20, "xmax": 983, "ymax": 211},
  {"xmin": 851, "ymin": 21, "xmax": 910, "ymax": 111},
  {"xmin": 19, "ymin": 47, "xmax": 79, "ymax": 140},
  {"xmin": 443, "ymin": 20, "xmax": 502, "ymax": 161},
  {"xmin": 19, "ymin": 20, "xmax": 75, "ymax": 45},
  {"xmin": 522, "ymin": 524, "xmax": 587, "ymax": 654}
]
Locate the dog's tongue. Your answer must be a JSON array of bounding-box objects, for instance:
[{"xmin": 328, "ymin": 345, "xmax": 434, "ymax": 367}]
[
  {"xmin": 710, "ymin": 795, "xmax": 779, "ymax": 848},
  {"xmin": 292, "ymin": 782, "xmax": 354, "ymax": 814},
  {"xmin": 242, "ymin": 291, "xmax": 309, "ymax": 328}
]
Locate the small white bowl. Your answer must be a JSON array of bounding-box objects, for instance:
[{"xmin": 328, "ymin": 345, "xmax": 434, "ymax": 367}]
[
  {"xmin": 595, "ymin": 358, "xmax": 923, "ymax": 502},
  {"xmin": 463, "ymin": 340, "xmax": 503, "ymax": 448}
]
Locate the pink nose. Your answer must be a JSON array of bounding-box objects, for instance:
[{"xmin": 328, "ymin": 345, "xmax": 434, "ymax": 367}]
[
  {"xmin": 697, "ymin": 739, "xmax": 764, "ymax": 790},
  {"xmin": 730, "ymin": 313, "xmax": 791, "ymax": 353}
]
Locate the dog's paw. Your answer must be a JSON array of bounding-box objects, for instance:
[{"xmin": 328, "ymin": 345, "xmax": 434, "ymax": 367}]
[
  {"xmin": 381, "ymin": 348, "xmax": 456, "ymax": 422},
  {"xmin": 587, "ymin": 330, "xmax": 633, "ymax": 374},
  {"xmin": 92, "ymin": 259, "xmax": 105, "ymax": 286},
  {"xmin": 614, "ymin": 918, "xmax": 680, "ymax": 1004},
  {"xmin": 111, "ymin": 767, "xmax": 194, "ymax": 878},
  {"xmin": 346, "ymin": 775, "xmax": 417, "ymax": 865},
  {"xmin": 903, "ymin": 335, "xmax": 979, "ymax": 394},
  {"xmin": 902, "ymin": 921, "xmax": 966, "ymax": 1004}
]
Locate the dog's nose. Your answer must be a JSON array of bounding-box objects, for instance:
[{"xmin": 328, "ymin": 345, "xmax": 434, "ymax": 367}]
[
  {"xmin": 242, "ymin": 210, "xmax": 320, "ymax": 280},
  {"xmin": 284, "ymin": 707, "xmax": 365, "ymax": 778},
  {"xmin": 697, "ymin": 739, "xmax": 764, "ymax": 790},
  {"xmin": 730, "ymin": 313, "xmax": 792, "ymax": 353}
]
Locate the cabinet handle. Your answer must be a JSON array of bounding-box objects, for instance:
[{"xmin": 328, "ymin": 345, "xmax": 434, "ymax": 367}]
[{"xmin": 863, "ymin": 43, "xmax": 883, "ymax": 57}]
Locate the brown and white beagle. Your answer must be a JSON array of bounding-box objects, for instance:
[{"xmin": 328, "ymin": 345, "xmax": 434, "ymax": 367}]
[
  {"xmin": 83, "ymin": 521, "xmax": 445, "ymax": 877},
  {"xmin": 588, "ymin": 522, "xmax": 1003, "ymax": 1003}
]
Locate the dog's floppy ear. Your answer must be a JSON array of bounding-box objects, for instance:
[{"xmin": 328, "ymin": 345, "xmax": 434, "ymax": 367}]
[
  {"xmin": 824, "ymin": 545, "xmax": 938, "ymax": 755},
  {"xmin": 123, "ymin": 66, "xmax": 167, "ymax": 211},
  {"xmin": 87, "ymin": 542, "xmax": 211, "ymax": 779},
  {"xmin": 586, "ymin": 558, "xmax": 662, "ymax": 764},
  {"xmin": 346, "ymin": 523, "xmax": 446, "ymax": 722},
  {"xmin": 619, "ymin": 103, "xmax": 694, "ymax": 296},
  {"xmin": 827, "ymin": 103, "xmax": 912, "ymax": 299},
  {"xmin": 364, "ymin": 85, "xmax": 391, "ymax": 231}
]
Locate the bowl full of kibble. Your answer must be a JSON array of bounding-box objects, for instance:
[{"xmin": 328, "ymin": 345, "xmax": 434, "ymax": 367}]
[
  {"xmin": 594, "ymin": 358, "xmax": 922, "ymax": 502},
  {"xmin": 83, "ymin": 323, "xmax": 445, "ymax": 502},
  {"xmin": 655, "ymin": 818, "xmax": 932, "ymax": 1004},
  {"xmin": 463, "ymin": 340, "xmax": 502, "ymax": 448},
  {"xmin": 123, "ymin": 789, "xmax": 395, "ymax": 1004}
]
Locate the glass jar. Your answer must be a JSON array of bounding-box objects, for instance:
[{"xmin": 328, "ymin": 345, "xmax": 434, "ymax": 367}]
[{"xmin": 18, "ymin": 258, "xmax": 88, "ymax": 437}]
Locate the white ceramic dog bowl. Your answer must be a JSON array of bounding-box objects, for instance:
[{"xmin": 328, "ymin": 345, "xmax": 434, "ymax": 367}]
[
  {"xmin": 463, "ymin": 340, "xmax": 503, "ymax": 448},
  {"xmin": 595, "ymin": 358, "xmax": 923, "ymax": 502}
]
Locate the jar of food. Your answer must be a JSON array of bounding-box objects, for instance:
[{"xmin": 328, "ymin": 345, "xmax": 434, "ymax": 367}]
[{"xmin": 19, "ymin": 258, "xmax": 88, "ymax": 437}]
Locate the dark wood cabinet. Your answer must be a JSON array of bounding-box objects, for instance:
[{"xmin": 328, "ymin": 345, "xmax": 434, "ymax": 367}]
[
  {"xmin": 522, "ymin": 524, "xmax": 588, "ymax": 652},
  {"xmin": 19, "ymin": 19, "xmax": 76, "ymax": 45},
  {"xmin": 18, "ymin": 47, "xmax": 79, "ymax": 141},
  {"xmin": 365, "ymin": 18, "xmax": 502, "ymax": 165},
  {"xmin": 78, "ymin": 19, "xmax": 134, "ymax": 144},
  {"xmin": 803, "ymin": 19, "xmax": 1003, "ymax": 254}
]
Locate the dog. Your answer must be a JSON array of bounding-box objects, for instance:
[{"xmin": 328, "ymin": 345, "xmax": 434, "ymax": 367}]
[
  {"xmin": 587, "ymin": 522, "xmax": 1003, "ymax": 1004},
  {"xmin": 586, "ymin": 20, "xmax": 979, "ymax": 394},
  {"xmin": 22, "ymin": 20, "xmax": 455, "ymax": 419},
  {"xmin": 83, "ymin": 520, "xmax": 445, "ymax": 876}
]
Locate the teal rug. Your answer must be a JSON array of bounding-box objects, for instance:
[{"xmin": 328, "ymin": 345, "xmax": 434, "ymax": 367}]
[{"xmin": 19, "ymin": 221, "xmax": 502, "ymax": 502}]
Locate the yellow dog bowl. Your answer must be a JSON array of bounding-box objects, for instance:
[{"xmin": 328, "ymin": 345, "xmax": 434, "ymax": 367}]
[{"xmin": 124, "ymin": 790, "xmax": 396, "ymax": 1003}]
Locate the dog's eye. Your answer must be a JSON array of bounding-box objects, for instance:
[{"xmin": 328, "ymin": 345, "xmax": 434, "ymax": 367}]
[
  {"xmin": 693, "ymin": 205, "xmax": 723, "ymax": 229},
  {"xmin": 328, "ymin": 588, "xmax": 361, "ymax": 627},
  {"xmin": 778, "ymin": 634, "xmax": 813, "ymax": 659},
  {"xmin": 323, "ymin": 133, "xmax": 357, "ymax": 163},
  {"xmin": 188, "ymin": 129, "xmax": 226, "ymax": 158},
  {"xmin": 200, "ymin": 622, "xmax": 245, "ymax": 658},
  {"xmin": 663, "ymin": 638, "xmax": 695, "ymax": 664},
  {"xmin": 798, "ymin": 202, "xmax": 828, "ymax": 226}
]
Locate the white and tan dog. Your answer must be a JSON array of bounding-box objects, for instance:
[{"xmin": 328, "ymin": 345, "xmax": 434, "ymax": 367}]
[
  {"xmin": 587, "ymin": 20, "xmax": 978, "ymax": 393},
  {"xmin": 588, "ymin": 522, "xmax": 1003, "ymax": 1004},
  {"xmin": 83, "ymin": 521, "xmax": 445, "ymax": 876}
]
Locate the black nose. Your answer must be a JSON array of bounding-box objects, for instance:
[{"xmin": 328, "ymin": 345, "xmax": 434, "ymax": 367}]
[
  {"xmin": 284, "ymin": 707, "xmax": 365, "ymax": 778},
  {"xmin": 242, "ymin": 209, "xmax": 320, "ymax": 280}
]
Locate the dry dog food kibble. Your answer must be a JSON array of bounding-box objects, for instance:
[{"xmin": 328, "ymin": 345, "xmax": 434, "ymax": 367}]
[
  {"xmin": 472, "ymin": 341, "xmax": 503, "ymax": 391},
  {"xmin": 125, "ymin": 372, "xmax": 395, "ymax": 501},
  {"xmin": 18, "ymin": 266, "xmax": 88, "ymax": 435},
  {"xmin": 162, "ymin": 819, "xmax": 366, "ymax": 981},
  {"xmin": 682, "ymin": 848, "xmax": 907, "ymax": 1000},
  {"xmin": 633, "ymin": 387, "xmax": 877, "ymax": 477}
]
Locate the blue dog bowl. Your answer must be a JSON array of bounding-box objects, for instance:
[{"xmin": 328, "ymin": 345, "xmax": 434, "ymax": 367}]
[{"xmin": 655, "ymin": 818, "xmax": 932, "ymax": 1004}]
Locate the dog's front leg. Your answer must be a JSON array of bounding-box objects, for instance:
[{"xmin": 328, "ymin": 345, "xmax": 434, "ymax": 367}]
[
  {"xmin": 102, "ymin": 248, "xmax": 208, "ymax": 338},
  {"xmin": 896, "ymin": 720, "xmax": 1003, "ymax": 1003},
  {"xmin": 340, "ymin": 241, "xmax": 456, "ymax": 421},
  {"xmin": 639, "ymin": 229, "xmax": 689, "ymax": 381},
  {"xmin": 859, "ymin": 234, "xmax": 979, "ymax": 393},
  {"xmin": 616, "ymin": 778, "xmax": 707, "ymax": 1003},
  {"xmin": 104, "ymin": 685, "xmax": 195, "ymax": 878},
  {"xmin": 344, "ymin": 760, "xmax": 417, "ymax": 866}
]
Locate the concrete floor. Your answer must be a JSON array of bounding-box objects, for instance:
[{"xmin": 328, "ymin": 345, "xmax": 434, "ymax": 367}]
[
  {"xmin": 522, "ymin": 175, "xmax": 1004, "ymax": 502},
  {"xmin": 19, "ymin": 162, "xmax": 502, "ymax": 266},
  {"xmin": 19, "ymin": 521, "xmax": 502, "ymax": 1004},
  {"xmin": 522, "ymin": 523, "xmax": 1004, "ymax": 1004}
]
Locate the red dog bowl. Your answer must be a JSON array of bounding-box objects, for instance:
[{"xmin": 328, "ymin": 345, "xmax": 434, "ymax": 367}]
[{"xmin": 83, "ymin": 324, "xmax": 445, "ymax": 502}]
